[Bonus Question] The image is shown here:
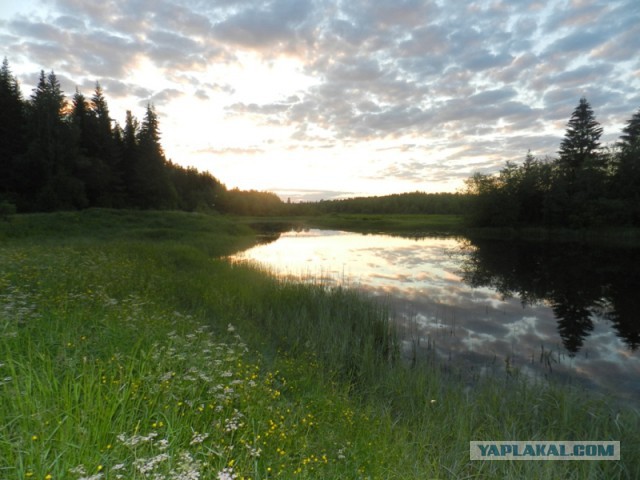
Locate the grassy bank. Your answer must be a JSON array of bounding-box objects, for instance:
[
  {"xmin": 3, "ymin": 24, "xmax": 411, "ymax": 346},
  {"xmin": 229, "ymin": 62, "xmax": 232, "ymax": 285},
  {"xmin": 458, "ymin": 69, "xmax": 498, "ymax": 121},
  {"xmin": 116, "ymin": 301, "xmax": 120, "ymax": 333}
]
[
  {"xmin": 235, "ymin": 213, "xmax": 465, "ymax": 236},
  {"xmin": 1, "ymin": 210, "xmax": 638, "ymax": 479}
]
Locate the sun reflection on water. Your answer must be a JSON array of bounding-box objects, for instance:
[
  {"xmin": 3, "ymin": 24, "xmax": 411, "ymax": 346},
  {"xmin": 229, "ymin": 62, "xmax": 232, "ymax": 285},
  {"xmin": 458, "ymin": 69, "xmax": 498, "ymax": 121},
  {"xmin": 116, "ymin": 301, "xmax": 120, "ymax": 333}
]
[{"xmin": 231, "ymin": 229, "xmax": 640, "ymax": 402}]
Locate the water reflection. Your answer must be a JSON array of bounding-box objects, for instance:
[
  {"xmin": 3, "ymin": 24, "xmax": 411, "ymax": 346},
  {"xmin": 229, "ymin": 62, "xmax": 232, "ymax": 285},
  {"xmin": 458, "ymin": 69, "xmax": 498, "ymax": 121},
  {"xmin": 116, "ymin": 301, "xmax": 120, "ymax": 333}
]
[
  {"xmin": 460, "ymin": 238, "xmax": 640, "ymax": 355},
  {"xmin": 230, "ymin": 230, "xmax": 640, "ymax": 401}
]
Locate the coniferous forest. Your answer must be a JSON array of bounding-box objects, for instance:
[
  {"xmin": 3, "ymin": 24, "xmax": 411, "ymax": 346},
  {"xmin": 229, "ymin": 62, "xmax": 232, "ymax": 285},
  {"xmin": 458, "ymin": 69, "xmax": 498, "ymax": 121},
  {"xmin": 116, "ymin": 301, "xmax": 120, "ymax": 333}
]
[
  {"xmin": 465, "ymin": 97, "xmax": 640, "ymax": 228},
  {"xmin": 0, "ymin": 59, "xmax": 284, "ymax": 215},
  {"xmin": 2, "ymin": 58, "xmax": 639, "ymax": 227}
]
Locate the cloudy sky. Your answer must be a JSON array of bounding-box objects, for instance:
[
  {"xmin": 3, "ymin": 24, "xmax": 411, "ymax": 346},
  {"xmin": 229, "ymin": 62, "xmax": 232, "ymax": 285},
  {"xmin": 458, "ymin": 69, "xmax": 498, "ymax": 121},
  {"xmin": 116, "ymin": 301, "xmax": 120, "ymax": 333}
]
[{"xmin": 1, "ymin": 0, "xmax": 639, "ymax": 200}]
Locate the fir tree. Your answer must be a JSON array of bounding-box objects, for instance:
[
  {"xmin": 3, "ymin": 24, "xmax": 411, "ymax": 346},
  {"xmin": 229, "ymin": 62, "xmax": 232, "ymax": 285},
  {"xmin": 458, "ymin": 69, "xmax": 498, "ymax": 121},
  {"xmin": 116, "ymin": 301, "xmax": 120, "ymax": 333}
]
[
  {"xmin": 26, "ymin": 71, "xmax": 86, "ymax": 210},
  {"xmin": 135, "ymin": 104, "xmax": 176, "ymax": 208},
  {"xmin": 619, "ymin": 108, "xmax": 640, "ymax": 149},
  {"xmin": 0, "ymin": 58, "xmax": 27, "ymax": 200},
  {"xmin": 558, "ymin": 97, "xmax": 603, "ymax": 177}
]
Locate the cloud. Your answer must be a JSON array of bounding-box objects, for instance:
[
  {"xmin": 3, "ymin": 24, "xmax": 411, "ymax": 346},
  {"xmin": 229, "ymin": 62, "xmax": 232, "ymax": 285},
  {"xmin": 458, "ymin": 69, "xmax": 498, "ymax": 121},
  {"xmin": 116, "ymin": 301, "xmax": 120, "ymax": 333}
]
[
  {"xmin": 213, "ymin": 0, "xmax": 315, "ymax": 53},
  {"xmin": 1, "ymin": 0, "xmax": 638, "ymax": 195}
]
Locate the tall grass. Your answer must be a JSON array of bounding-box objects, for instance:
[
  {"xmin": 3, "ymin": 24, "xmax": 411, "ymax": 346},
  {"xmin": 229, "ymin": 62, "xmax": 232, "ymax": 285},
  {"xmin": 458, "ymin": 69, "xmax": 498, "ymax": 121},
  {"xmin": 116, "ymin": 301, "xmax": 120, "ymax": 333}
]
[{"xmin": 0, "ymin": 210, "xmax": 638, "ymax": 478}]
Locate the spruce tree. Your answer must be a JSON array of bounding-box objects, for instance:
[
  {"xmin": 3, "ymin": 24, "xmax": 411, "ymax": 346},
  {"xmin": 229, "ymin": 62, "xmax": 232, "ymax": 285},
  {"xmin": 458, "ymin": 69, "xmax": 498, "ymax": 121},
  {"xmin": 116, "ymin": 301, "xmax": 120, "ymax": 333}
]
[
  {"xmin": 619, "ymin": 108, "xmax": 640, "ymax": 149},
  {"xmin": 26, "ymin": 71, "xmax": 86, "ymax": 210},
  {"xmin": 121, "ymin": 110, "xmax": 140, "ymax": 204},
  {"xmin": 558, "ymin": 97, "xmax": 603, "ymax": 176},
  {"xmin": 135, "ymin": 104, "xmax": 176, "ymax": 208},
  {"xmin": 90, "ymin": 83, "xmax": 123, "ymax": 206},
  {"xmin": 0, "ymin": 58, "xmax": 26, "ymax": 201},
  {"xmin": 614, "ymin": 108, "xmax": 640, "ymax": 224}
]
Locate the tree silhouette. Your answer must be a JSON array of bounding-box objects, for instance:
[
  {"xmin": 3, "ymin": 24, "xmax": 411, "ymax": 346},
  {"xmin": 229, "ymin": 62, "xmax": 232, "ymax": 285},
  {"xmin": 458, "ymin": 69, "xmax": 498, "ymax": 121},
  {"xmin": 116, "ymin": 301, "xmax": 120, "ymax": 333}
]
[
  {"xmin": 132, "ymin": 104, "xmax": 177, "ymax": 208},
  {"xmin": 558, "ymin": 97, "xmax": 603, "ymax": 178},
  {"xmin": 26, "ymin": 71, "xmax": 87, "ymax": 210},
  {"xmin": 0, "ymin": 58, "xmax": 27, "ymax": 202},
  {"xmin": 619, "ymin": 108, "xmax": 640, "ymax": 149},
  {"xmin": 614, "ymin": 107, "xmax": 640, "ymax": 224}
]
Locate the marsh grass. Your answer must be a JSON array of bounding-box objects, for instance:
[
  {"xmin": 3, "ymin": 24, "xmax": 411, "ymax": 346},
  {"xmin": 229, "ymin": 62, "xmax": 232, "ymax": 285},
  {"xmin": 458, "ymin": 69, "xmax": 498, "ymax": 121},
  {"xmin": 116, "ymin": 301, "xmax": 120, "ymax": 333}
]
[{"xmin": 0, "ymin": 210, "xmax": 638, "ymax": 479}]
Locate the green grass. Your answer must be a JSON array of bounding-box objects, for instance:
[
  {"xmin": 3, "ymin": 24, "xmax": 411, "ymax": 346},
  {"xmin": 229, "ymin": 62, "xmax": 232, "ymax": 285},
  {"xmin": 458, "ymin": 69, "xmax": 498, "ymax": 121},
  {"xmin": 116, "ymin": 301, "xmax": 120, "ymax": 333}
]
[{"xmin": 1, "ymin": 209, "xmax": 638, "ymax": 479}]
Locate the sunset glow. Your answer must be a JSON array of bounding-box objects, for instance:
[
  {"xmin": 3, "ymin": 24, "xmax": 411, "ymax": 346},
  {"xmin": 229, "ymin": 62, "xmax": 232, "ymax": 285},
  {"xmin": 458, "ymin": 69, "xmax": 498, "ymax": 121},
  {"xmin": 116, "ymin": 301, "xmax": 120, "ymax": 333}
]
[{"xmin": 2, "ymin": 0, "xmax": 638, "ymax": 200}]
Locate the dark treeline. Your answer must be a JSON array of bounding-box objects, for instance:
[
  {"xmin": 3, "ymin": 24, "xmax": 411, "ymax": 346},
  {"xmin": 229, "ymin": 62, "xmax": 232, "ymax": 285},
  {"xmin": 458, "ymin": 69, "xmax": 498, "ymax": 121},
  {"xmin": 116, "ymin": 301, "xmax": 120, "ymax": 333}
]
[
  {"xmin": 297, "ymin": 192, "xmax": 469, "ymax": 215},
  {"xmin": 0, "ymin": 59, "xmax": 285, "ymax": 216},
  {"xmin": 465, "ymin": 97, "xmax": 640, "ymax": 228}
]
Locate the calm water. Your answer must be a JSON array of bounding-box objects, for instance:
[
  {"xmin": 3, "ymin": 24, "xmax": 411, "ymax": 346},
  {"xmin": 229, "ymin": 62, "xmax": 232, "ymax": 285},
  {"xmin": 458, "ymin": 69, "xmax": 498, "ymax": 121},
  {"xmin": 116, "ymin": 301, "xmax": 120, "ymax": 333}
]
[{"xmin": 231, "ymin": 229, "xmax": 640, "ymax": 401}]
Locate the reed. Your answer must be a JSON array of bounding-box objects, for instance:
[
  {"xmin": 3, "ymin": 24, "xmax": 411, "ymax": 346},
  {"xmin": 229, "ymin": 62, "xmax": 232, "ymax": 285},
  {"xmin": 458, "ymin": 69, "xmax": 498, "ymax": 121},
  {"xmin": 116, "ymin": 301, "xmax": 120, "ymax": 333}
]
[{"xmin": 0, "ymin": 209, "xmax": 638, "ymax": 479}]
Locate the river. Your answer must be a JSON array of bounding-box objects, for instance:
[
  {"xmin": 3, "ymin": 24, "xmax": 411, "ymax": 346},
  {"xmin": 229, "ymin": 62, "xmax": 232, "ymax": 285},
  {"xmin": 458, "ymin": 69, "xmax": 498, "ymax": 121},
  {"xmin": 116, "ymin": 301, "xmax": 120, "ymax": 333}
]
[{"xmin": 230, "ymin": 229, "xmax": 640, "ymax": 402}]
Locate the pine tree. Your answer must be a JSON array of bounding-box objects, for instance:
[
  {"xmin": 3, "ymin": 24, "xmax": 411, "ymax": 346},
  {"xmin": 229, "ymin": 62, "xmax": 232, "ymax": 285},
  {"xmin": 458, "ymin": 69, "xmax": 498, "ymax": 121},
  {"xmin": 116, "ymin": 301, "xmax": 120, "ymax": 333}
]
[
  {"xmin": 90, "ymin": 83, "xmax": 123, "ymax": 206},
  {"xmin": 614, "ymin": 108, "xmax": 640, "ymax": 224},
  {"xmin": 121, "ymin": 110, "xmax": 140, "ymax": 204},
  {"xmin": 71, "ymin": 88, "xmax": 92, "ymax": 154},
  {"xmin": 619, "ymin": 108, "xmax": 640, "ymax": 149},
  {"xmin": 0, "ymin": 58, "xmax": 27, "ymax": 201},
  {"xmin": 558, "ymin": 97, "xmax": 603, "ymax": 176},
  {"xmin": 135, "ymin": 104, "xmax": 176, "ymax": 208},
  {"xmin": 26, "ymin": 70, "xmax": 86, "ymax": 210}
]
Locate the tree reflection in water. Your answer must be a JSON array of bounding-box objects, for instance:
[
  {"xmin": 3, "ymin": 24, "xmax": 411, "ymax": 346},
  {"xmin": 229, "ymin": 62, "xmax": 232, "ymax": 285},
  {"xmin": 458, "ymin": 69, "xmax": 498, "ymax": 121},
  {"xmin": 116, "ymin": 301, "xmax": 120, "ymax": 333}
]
[{"xmin": 459, "ymin": 237, "xmax": 640, "ymax": 356}]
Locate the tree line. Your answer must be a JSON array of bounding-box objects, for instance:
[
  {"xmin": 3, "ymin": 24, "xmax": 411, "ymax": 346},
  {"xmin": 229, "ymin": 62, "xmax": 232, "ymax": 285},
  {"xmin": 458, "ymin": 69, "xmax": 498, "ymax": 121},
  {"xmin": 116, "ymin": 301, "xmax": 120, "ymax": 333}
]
[
  {"xmin": 0, "ymin": 59, "xmax": 289, "ymax": 215},
  {"xmin": 298, "ymin": 192, "xmax": 469, "ymax": 215},
  {"xmin": 4, "ymin": 57, "xmax": 638, "ymax": 225},
  {"xmin": 465, "ymin": 97, "xmax": 640, "ymax": 228}
]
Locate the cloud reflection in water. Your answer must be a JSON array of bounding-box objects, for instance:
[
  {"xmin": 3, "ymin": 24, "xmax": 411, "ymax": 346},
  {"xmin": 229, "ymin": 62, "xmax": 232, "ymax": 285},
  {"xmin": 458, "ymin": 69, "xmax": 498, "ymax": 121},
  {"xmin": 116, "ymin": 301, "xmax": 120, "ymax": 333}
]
[{"xmin": 232, "ymin": 229, "xmax": 640, "ymax": 401}]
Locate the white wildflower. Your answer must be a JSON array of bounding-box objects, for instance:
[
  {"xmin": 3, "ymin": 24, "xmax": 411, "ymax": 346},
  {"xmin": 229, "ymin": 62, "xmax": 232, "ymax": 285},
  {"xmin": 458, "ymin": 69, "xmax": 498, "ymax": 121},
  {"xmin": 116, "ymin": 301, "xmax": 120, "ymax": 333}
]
[
  {"xmin": 78, "ymin": 474, "xmax": 103, "ymax": 480},
  {"xmin": 190, "ymin": 432, "xmax": 210, "ymax": 445},
  {"xmin": 246, "ymin": 445, "xmax": 262, "ymax": 458},
  {"xmin": 69, "ymin": 465, "xmax": 87, "ymax": 475},
  {"xmin": 133, "ymin": 453, "xmax": 169, "ymax": 474},
  {"xmin": 117, "ymin": 431, "xmax": 158, "ymax": 447},
  {"xmin": 217, "ymin": 467, "xmax": 236, "ymax": 480}
]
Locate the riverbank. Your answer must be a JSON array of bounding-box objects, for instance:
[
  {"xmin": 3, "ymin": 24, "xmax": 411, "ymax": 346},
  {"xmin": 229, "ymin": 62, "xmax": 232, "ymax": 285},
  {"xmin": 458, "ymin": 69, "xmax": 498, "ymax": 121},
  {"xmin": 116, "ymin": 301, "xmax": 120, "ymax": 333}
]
[
  {"xmin": 233, "ymin": 213, "xmax": 640, "ymax": 246},
  {"xmin": 1, "ymin": 209, "xmax": 638, "ymax": 478}
]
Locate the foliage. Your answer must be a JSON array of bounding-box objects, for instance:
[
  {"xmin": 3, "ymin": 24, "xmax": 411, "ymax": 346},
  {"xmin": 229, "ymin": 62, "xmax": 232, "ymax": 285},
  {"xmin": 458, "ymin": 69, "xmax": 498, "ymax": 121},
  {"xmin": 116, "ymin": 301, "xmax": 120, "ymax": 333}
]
[
  {"xmin": 1, "ymin": 210, "xmax": 638, "ymax": 479},
  {"xmin": 558, "ymin": 97, "xmax": 603, "ymax": 177},
  {"xmin": 219, "ymin": 188, "xmax": 287, "ymax": 216},
  {"xmin": 298, "ymin": 192, "xmax": 469, "ymax": 215},
  {"xmin": 0, "ymin": 59, "xmax": 280, "ymax": 216},
  {"xmin": 465, "ymin": 98, "xmax": 640, "ymax": 228}
]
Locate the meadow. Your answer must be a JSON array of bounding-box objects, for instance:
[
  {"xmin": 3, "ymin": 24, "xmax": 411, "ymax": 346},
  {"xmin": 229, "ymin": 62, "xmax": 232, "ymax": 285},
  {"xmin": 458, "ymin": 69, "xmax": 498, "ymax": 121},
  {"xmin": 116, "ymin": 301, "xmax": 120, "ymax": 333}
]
[{"xmin": 0, "ymin": 209, "xmax": 638, "ymax": 479}]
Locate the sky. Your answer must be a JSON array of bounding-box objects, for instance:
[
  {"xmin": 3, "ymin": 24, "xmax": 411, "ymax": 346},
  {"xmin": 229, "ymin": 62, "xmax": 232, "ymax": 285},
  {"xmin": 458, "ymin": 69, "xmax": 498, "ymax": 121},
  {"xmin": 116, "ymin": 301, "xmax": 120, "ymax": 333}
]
[{"xmin": 1, "ymin": 0, "xmax": 639, "ymax": 201}]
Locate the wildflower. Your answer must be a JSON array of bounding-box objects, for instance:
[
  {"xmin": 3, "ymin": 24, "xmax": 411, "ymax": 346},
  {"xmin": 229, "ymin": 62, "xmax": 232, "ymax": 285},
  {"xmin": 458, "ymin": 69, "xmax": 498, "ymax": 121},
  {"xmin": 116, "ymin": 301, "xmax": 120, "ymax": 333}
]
[
  {"xmin": 78, "ymin": 474, "xmax": 103, "ymax": 480},
  {"xmin": 133, "ymin": 453, "xmax": 169, "ymax": 474},
  {"xmin": 190, "ymin": 432, "xmax": 210, "ymax": 445},
  {"xmin": 217, "ymin": 467, "xmax": 236, "ymax": 480},
  {"xmin": 247, "ymin": 445, "xmax": 262, "ymax": 457}
]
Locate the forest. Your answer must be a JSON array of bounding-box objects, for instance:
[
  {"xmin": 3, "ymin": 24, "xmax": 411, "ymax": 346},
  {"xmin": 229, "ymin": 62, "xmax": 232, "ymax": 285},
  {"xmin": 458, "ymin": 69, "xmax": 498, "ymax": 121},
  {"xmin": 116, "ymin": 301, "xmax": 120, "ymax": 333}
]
[
  {"xmin": 464, "ymin": 97, "xmax": 640, "ymax": 228},
  {"xmin": 2, "ymin": 58, "xmax": 638, "ymax": 226},
  {"xmin": 0, "ymin": 59, "xmax": 283, "ymax": 215}
]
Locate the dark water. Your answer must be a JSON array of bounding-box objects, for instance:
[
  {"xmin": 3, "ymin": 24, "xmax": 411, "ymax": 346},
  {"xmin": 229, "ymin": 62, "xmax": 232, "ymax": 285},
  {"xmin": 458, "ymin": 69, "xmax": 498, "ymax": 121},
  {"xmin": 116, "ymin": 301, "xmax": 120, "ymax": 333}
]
[{"xmin": 231, "ymin": 230, "xmax": 640, "ymax": 401}]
